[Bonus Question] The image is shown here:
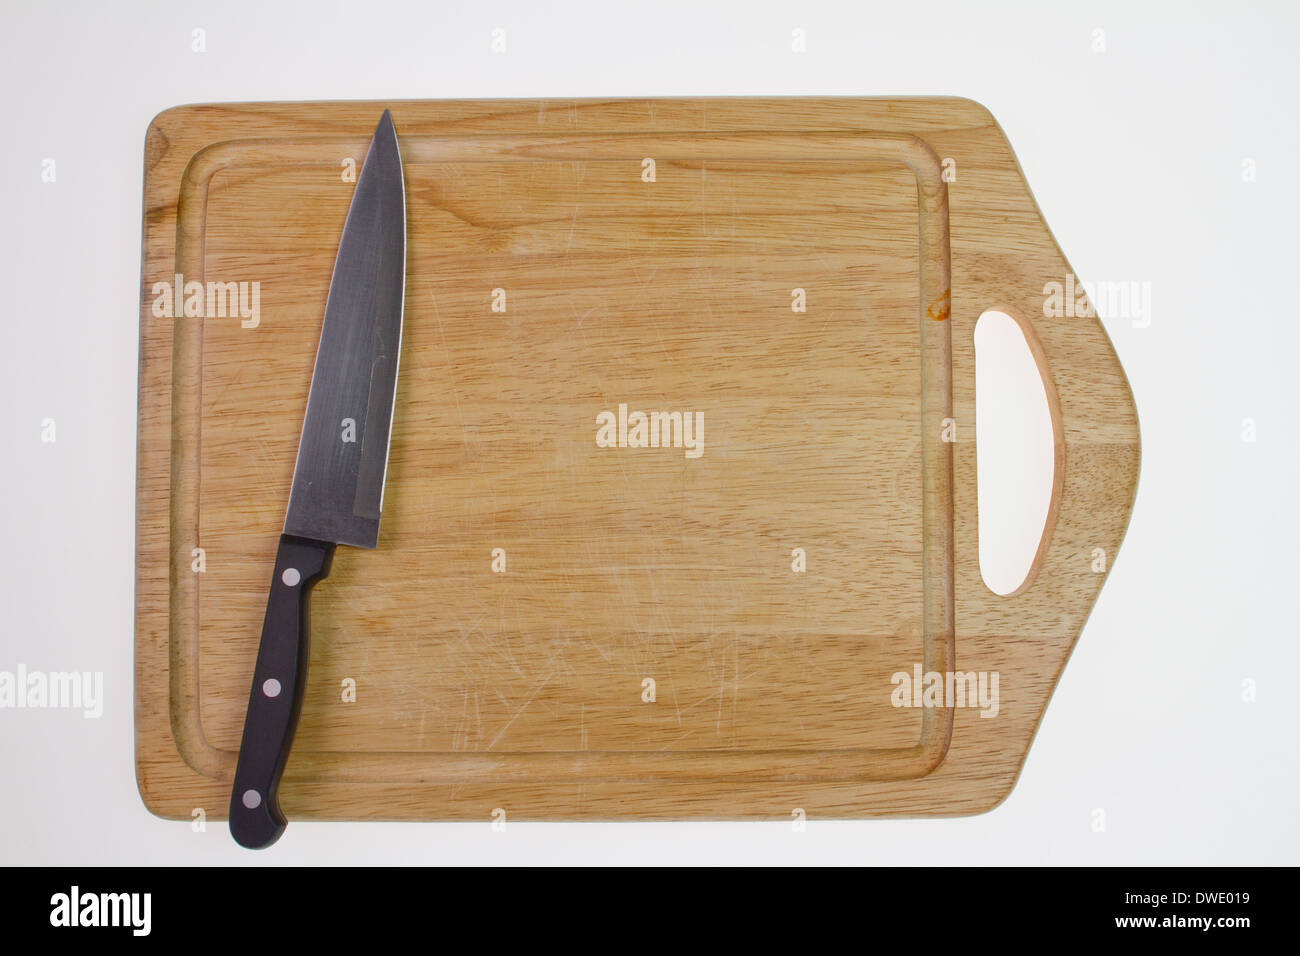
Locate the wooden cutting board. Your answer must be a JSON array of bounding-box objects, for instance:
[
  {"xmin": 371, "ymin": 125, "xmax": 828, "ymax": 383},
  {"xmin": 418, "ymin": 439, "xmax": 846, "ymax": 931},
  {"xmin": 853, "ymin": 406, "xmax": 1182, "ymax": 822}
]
[{"xmin": 135, "ymin": 98, "xmax": 1139, "ymax": 822}]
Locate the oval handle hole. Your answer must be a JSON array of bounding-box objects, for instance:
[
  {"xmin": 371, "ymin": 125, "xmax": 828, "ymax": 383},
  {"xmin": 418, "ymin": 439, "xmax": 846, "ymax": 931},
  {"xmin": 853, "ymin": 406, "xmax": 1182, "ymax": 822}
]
[{"xmin": 974, "ymin": 310, "xmax": 1056, "ymax": 596}]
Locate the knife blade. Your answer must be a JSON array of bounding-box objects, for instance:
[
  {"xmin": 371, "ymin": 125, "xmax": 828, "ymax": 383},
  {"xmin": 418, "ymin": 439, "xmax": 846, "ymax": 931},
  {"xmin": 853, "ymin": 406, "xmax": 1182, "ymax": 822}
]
[{"xmin": 229, "ymin": 110, "xmax": 405, "ymax": 849}]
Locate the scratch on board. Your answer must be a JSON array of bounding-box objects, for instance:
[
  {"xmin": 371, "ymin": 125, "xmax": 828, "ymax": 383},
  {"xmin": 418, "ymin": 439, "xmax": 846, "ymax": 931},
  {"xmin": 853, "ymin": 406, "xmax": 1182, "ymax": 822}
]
[
  {"xmin": 701, "ymin": 160, "xmax": 707, "ymax": 235},
  {"xmin": 485, "ymin": 671, "xmax": 553, "ymax": 751},
  {"xmin": 429, "ymin": 295, "xmax": 471, "ymax": 455},
  {"xmin": 566, "ymin": 205, "xmax": 578, "ymax": 253}
]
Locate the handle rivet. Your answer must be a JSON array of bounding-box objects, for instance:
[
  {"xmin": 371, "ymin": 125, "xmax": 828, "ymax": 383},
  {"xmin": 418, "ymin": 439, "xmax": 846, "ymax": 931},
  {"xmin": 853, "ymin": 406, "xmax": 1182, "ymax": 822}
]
[
  {"xmin": 242, "ymin": 789, "xmax": 262, "ymax": 809},
  {"xmin": 281, "ymin": 567, "xmax": 301, "ymax": 586},
  {"xmin": 262, "ymin": 678, "xmax": 282, "ymax": 698}
]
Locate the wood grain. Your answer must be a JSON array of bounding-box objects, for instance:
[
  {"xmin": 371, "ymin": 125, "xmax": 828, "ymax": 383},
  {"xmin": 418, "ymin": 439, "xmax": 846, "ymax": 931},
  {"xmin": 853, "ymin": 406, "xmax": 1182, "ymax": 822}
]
[{"xmin": 135, "ymin": 98, "xmax": 1140, "ymax": 822}]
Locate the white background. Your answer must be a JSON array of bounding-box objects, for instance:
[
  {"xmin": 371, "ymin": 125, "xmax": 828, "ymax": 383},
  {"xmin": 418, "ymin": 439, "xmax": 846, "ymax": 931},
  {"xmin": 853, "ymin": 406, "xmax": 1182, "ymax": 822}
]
[{"xmin": 1, "ymin": 0, "xmax": 1296, "ymax": 865}]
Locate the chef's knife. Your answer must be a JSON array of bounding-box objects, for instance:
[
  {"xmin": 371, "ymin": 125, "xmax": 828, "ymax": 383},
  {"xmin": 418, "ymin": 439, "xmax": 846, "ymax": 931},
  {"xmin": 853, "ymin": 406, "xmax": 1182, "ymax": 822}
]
[{"xmin": 229, "ymin": 110, "xmax": 406, "ymax": 849}]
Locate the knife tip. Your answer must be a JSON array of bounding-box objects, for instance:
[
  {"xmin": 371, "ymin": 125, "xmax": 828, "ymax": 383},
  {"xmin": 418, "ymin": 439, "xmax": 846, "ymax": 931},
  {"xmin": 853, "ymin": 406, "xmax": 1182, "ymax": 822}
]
[
  {"xmin": 371, "ymin": 108, "xmax": 394, "ymax": 140},
  {"xmin": 371, "ymin": 109, "xmax": 400, "ymax": 158}
]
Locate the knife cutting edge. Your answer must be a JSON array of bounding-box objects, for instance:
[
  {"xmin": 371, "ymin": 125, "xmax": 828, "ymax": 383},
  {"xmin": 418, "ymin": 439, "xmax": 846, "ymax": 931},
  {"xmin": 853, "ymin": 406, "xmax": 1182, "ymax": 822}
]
[{"xmin": 229, "ymin": 110, "xmax": 406, "ymax": 849}]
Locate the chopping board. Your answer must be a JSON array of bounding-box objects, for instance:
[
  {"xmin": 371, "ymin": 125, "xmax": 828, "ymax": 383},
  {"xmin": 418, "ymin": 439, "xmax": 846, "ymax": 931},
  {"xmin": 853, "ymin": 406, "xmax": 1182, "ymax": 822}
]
[{"xmin": 135, "ymin": 98, "xmax": 1140, "ymax": 822}]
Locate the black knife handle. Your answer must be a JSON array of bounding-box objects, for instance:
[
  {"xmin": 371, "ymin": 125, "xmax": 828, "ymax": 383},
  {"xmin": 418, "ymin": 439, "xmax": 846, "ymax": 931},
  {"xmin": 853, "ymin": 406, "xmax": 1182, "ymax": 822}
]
[{"xmin": 229, "ymin": 534, "xmax": 335, "ymax": 849}]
